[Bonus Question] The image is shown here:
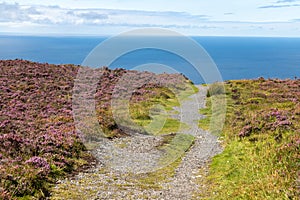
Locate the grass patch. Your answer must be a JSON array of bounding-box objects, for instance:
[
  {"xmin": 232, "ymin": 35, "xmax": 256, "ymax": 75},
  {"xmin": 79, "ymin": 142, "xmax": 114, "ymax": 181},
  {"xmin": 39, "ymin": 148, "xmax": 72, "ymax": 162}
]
[
  {"xmin": 131, "ymin": 82, "xmax": 197, "ymax": 135},
  {"xmin": 198, "ymin": 83, "xmax": 227, "ymax": 135},
  {"xmin": 128, "ymin": 83, "xmax": 196, "ymax": 189},
  {"xmin": 199, "ymin": 96, "xmax": 212, "ymax": 130},
  {"xmin": 158, "ymin": 133, "xmax": 195, "ymax": 166},
  {"xmin": 198, "ymin": 79, "xmax": 300, "ymax": 199},
  {"xmin": 143, "ymin": 116, "xmax": 189, "ymax": 135},
  {"xmin": 134, "ymin": 157, "xmax": 183, "ymax": 188},
  {"xmin": 158, "ymin": 118, "xmax": 189, "ymax": 134},
  {"xmin": 177, "ymin": 82, "xmax": 199, "ymax": 101},
  {"xmin": 133, "ymin": 133, "xmax": 195, "ymax": 188}
]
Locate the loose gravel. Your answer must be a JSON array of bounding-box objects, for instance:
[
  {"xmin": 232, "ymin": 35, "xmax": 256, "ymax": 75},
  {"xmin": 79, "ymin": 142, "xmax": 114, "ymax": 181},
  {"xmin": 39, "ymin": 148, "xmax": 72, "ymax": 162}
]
[{"xmin": 51, "ymin": 85, "xmax": 222, "ymax": 200}]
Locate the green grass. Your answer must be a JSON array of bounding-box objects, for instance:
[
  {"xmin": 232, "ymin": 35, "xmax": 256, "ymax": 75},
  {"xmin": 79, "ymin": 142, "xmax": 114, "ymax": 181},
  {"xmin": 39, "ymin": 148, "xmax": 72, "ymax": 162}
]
[
  {"xmin": 158, "ymin": 133, "xmax": 195, "ymax": 166},
  {"xmin": 158, "ymin": 118, "xmax": 189, "ymax": 134},
  {"xmin": 128, "ymin": 80, "xmax": 197, "ymax": 188},
  {"xmin": 178, "ymin": 83, "xmax": 199, "ymax": 101},
  {"xmin": 131, "ymin": 82, "xmax": 197, "ymax": 135},
  {"xmin": 198, "ymin": 96, "xmax": 212, "ymax": 130},
  {"xmin": 127, "ymin": 83, "xmax": 196, "ymax": 187},
  {"xmin": 141, "ymin": 115, "xmax": 189, "ymax": 135},
  {"xmin": 133, "ymin": 157, "xmax": 183, "ymax": 188},
  {"xmin": 198, "ymin": 79, "xmax": 300, "ymax": 199},
  {"xmin": 198, "ymin": 83, "xmax": 227, "ymax": 135},
  {"xmin": 204, "ymin": 132, "xmax": 297, "ymax": 199},
  {"xmin": 110, "ymin": 133, "xmax": 195, "ymax": 190}
]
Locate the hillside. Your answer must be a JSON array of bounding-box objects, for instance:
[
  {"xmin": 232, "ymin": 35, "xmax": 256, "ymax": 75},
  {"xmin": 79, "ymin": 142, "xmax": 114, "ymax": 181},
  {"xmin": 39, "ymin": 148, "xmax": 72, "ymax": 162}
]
[
  {"xmin": 1, "ymin": 59, "xmax": 298, "ymax": 199},
  {"xmin": 0, "ymin": 59, "xmax": 196, "ymax": 199},
  {"xmin": 199, "ymin": 78, "xmax": 300, "ymax": 199}
]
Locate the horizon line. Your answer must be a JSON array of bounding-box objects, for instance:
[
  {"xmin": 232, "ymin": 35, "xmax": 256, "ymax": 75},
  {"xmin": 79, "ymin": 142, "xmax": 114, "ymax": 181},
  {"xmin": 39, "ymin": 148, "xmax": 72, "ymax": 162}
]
[{"xmin": 1, "ymin": 32, "xmax": 300, "ymax": 38}]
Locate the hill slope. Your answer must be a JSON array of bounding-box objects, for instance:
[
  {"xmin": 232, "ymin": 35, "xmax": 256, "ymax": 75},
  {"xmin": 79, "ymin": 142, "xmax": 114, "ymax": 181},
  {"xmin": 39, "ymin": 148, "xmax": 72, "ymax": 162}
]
[
  {"xmin": 199, "ymin": 79, "xmax": 300, "ymax": 199},
  {"xmin": 0, "ymin": 59, "xmax": 195, "ymax": 199}
]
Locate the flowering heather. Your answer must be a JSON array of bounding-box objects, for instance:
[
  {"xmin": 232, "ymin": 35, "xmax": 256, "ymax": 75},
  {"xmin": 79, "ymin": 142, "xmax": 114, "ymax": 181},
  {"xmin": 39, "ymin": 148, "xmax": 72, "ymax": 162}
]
[
  {"xmin": 25, "ymin": 156, "xmax": 50, "ymax": 171},
  {"xmin": 233, "ymin": 79, "xmax": 299, "ymax": 139},
  {"xmin": 0, "ymin": 59, "xmax": 192, "ymax": 198}
]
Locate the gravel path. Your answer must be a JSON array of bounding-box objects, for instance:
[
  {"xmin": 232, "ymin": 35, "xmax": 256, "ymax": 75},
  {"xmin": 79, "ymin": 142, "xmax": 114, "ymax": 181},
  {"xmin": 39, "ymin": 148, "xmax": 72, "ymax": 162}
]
[
  {"xmin": 160, "ymin": 85, "xmax": 223, "ymax": 199},
  {"xmin": 51, "ymin": 85, "xmax": 222, "ymax": 200}
]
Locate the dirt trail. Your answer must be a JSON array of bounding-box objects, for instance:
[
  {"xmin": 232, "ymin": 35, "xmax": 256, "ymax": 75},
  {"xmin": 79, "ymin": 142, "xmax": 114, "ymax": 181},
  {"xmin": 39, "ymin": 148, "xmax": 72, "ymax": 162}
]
[
  {"xmin": 51, "ymin": 85, "xmax": 222, "ymax": 200},
  {"xmin": 161, "ymin": 85, "xmax": 222, "ymax": 199}
]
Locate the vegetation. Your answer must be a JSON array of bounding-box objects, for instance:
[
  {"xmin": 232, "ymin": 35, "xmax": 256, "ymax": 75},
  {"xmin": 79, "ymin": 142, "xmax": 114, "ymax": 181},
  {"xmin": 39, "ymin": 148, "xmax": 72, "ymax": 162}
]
[
  {"xmin": 199, "ymin": 82, "xmax": 227, "ymax": 135},
  {"xmin": 198, "ymin": 78, "xmax": 300, "ymax": 199},
  {"xmin": 50, "ymin": 71, "xmax": 197, "ymax": 199},
  {"xmin": 0, "ymin": 59, "xmax": 198, "ymax": 199},
  {"xmin": 158, "ymin": 133, "xmax": 195, "ymax": 167},
  {"xmin": 206, "ymin": 82, "xmax": 225, "ymax": 97},
  {"xmin": 0, "ymin": 60, "xmax": 90, "ymax": 199},
  {"xmin": 129, "ymin": 83, "xmax": 194, "ymax": 135}
]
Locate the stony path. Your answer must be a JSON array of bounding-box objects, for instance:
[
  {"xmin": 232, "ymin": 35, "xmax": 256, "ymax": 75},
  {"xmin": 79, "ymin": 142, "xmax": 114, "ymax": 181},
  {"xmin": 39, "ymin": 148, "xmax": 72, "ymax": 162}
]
[
  {"xmin": 161, "ymin": 85, "xmax": 222, "ymax": 199},
  {"xmin": 50, "ymin": 85, "xmax": 222, "ymax": 200}
]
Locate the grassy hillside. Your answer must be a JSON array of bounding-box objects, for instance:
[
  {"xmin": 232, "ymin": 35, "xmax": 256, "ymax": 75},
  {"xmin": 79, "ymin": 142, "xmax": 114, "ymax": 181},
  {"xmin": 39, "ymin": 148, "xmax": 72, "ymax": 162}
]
[
  {"xmin": 199, "ymin": 78, "xmax": 300, "ymax": 199},
  {"xmin": 0, "ymin": 59, "xmax": 196, "ymax": 199}
]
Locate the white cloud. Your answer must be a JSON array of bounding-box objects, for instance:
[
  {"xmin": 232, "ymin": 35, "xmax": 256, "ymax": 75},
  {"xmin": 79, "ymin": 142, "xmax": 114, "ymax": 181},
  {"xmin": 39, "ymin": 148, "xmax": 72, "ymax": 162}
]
[
  {"xmin": 0, "ymin": 2, "xmax": 31, "ymax": 22},
  {"xmin": 0, "ymin": 1, "xmax": 299, "ymax": 36},
  {"xmin": 0, "ymin": 2, "xmax": 209, "ymax": 26},
  {"xmin": 275, "ymin": 0, "xmax": 300, "ymax": 3},
  {"xmin": 0, "ymin": 2, "xmax": 216, "ymax": 35},
  {"xmin": 259, "ymin": 4, "xmax": 300, "ymax": 8}
]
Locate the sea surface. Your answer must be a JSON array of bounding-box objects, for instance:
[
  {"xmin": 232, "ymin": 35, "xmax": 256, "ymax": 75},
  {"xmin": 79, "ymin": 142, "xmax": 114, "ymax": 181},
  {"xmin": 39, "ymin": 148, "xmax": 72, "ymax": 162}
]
[{"xmin": 1, "ymin": 35, "xmax": 300, "ymax": 84}]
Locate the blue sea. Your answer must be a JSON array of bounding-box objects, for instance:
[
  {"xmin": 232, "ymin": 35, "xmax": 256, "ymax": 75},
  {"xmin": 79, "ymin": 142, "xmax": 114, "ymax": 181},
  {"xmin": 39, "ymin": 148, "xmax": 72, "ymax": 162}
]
[{"xmin": 1, "ymin": 35, "xmax": 300, "ymax": 84}]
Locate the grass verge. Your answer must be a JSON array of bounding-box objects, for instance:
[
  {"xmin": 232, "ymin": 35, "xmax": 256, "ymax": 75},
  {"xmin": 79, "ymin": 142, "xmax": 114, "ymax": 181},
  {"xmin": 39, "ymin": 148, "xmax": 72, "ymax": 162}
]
[
  {"xmin": 131, "ymin": 81, "xmax": 196, "ymax": 135},
  {"xmin": 198, "ymin": 79, "xmax": 300, "ymax": 199}
]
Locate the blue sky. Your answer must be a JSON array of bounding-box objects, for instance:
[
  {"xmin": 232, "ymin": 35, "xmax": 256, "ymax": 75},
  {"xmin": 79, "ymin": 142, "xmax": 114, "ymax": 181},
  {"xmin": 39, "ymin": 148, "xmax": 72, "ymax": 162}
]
[{"xmin": 1, "ymin": 0, "xmax": 300, "ymax": 36}]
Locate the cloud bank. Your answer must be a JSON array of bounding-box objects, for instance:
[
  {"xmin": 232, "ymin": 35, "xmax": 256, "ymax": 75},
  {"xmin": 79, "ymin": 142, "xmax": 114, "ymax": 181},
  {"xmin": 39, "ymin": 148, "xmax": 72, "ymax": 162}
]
[
  {"xmin": 0, "ymin": 2, "xmax": 209, "ymax": 27},
  {"xmin": 0, "ymin": 2, "xmax": 299, "ymax": 36},
  {"xmin": 259, "ymin": 4, "xmax": 300, "ymax": 8}
]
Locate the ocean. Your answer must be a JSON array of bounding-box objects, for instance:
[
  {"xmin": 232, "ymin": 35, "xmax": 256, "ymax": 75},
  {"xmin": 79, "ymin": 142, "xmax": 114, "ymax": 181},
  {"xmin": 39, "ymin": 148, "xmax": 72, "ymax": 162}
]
[{"xmin": 0, "ymin": 35, "xmax": 300, "ymax": 84}]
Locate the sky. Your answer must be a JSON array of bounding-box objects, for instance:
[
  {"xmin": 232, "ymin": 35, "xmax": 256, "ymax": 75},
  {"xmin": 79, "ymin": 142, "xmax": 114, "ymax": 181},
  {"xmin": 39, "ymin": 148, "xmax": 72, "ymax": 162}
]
[{"xmin": 0, "ymin": 0, "xmax": 300, "ymax": 36}]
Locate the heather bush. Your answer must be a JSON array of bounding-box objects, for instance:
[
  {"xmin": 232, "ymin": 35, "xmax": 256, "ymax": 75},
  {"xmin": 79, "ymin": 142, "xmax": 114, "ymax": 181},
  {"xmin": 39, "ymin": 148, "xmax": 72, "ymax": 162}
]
[{"xmin": 0, "ymin": 59, "xmax": 192, "ymax": 198}]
